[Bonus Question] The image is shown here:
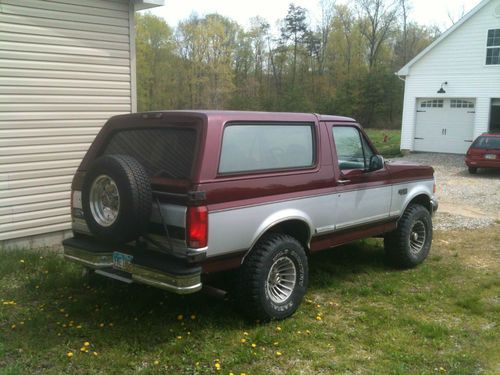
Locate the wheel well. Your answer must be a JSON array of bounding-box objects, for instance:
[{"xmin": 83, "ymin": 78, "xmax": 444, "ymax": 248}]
[
  {"xmin": 264, "ymin": 219, "xmax": 311, "ymax": 252},
  {"xmin": 407, "ymin": 194, "xmax": 431, "ymax": 213}
]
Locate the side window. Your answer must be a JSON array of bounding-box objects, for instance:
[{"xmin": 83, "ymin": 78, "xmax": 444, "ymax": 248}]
[
  {"xmin": 219, "ymin": 123, "xmax": 314, "ymax": 174},
  {"xmin": 332, "ymin": 126, "xmax": 373, "ymax": 171}
]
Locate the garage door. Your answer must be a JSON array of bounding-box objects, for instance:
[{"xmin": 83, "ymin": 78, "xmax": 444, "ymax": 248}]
[{"xmin": 414, "ymin": 98, "xmax": 475, "ymax": 154}]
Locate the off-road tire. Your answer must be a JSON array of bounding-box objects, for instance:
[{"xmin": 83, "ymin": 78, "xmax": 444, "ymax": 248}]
[
  {"xmin": 238, "ymin": 233, "xmax": 308, "ymax": 321},
  {"xmin": 384, "ymin": 204, "xmax": 432, "ymax": 268},
  {"xmin": 468, "ymin": 166, "xmax": 477, "ymax": 174},
  {"xmin": 82, "ymin": 154, "xmax": 151, "ymax": 243}
]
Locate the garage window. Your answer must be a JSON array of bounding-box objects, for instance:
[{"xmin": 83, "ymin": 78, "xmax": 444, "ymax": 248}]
[
  {"xmin": 486, "ymin": 29, "xmax": 500, "ymax": 65},
  {"xmin": 451, "ymin": 100, "xmax": 474, "ymax": 108},
  {"xmin": 420, "ymin": 99, "xmax": 443, "ymax": 108}
]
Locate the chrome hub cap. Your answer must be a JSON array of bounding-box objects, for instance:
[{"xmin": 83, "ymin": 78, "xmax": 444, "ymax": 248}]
[
  {"xmin": 89, "ymin": 175, "xmax": 120, "ymax": 227},
  {"xmin": 409, "ymin": 220, "xmax": 426, "ymax": 255},
  {"xmin": 266, "ymin": 255, "xmax": 297, "ymax": 304}
]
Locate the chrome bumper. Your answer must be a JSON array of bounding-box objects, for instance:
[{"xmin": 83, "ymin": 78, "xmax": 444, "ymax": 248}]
[
  {"xmin": 63, "ymin": 239, "xmax": 202, "ymax": 295},
  {"xmin": 431, "ymin": 198, "xmax": 439, "ymax": 216}
]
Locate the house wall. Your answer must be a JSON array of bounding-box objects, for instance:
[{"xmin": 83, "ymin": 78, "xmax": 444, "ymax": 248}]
[
  {"xmin": 0, "ymin": 0, "xmax": 134, "ymax": 248},
  {"xmin": 400, "ymin": 0, "xmax": 500, "ymax": 151}
]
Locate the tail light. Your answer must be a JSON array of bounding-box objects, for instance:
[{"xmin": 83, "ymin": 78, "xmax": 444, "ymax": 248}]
[{"xmin": 187, "ymin": 206, "xmax": 208, "ymax": 248}]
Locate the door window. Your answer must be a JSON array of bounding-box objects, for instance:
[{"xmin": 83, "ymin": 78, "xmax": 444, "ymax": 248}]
[{"xmin": 332, "ymin": 126, "xmax": 373, "ymax": 171}]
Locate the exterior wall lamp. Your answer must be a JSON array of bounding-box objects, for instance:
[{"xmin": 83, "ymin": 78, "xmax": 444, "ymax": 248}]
[{"xmin": 437, "ymin": 82, "xmax": 448, "ymax": 94}]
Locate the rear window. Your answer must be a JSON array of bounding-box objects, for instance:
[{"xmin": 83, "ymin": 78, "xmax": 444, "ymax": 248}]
[
  {"xmin": 103, "ymin": 128, "xmax": 197, "ymax": 179},
  {"xmin": 219, "ymin": 123, "xmax": 315, "ymax": 174},
  {"xmin": 471, "ymin": 136, "xmax": 500, "ymax": 149}
]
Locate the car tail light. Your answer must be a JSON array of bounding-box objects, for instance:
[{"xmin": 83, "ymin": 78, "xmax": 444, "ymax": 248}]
[{"xmin": 187, "ymin": 206, "xmax": 208, "ymax": 248}]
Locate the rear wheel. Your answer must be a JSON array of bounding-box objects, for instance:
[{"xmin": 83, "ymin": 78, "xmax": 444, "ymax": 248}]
[
  {"xmin": 384, "ymin": 204, "xmax": 433, "ymax": 268},
  {"xmin": 239, "ymin": 233, "xmax": 308, "ymax": 321},
  {"xmin": 468, "ymin": 166, "xmax": 477, "ymax": 174}
]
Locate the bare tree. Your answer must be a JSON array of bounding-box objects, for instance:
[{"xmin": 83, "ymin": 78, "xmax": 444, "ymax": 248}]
[{"xmin": 356, "ymin": 0, "xmax": 398, "ymax": 69}]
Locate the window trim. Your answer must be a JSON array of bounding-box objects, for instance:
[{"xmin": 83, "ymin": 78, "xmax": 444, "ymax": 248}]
[
  {"xmin": 217, "ymin": 121, "xmax": 318, "ymax": 177},
  {"xmin": 485, "ymin": 28, "xmax": 500, "ymax": 66}
]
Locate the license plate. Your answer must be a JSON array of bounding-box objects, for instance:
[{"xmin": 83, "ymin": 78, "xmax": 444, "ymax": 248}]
[
  {"xmin": 112, "ymin": 252, "xmax": 133, "ymax": 272},
  {"xmin": 484, "ymin": 154, "xmax": 496, "ymax": 159}
]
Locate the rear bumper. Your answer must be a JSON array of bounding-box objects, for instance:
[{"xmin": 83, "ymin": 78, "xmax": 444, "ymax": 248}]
[
  {"xmin": 63, "ymin": 237, "xmax": 202, "ymax": 294},
  {"xmin": 465, "ymin": 158, "xmax": 500, "ymax": 169}
]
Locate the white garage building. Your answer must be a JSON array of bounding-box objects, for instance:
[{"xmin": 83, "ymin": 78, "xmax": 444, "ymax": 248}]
[
  {"xmin": 0, "ymin": 0, "xmax": 163, "ymax": 249},
  {"xmin": 398, "ymin": 0, "xmax": 500, "ymax": 154}
]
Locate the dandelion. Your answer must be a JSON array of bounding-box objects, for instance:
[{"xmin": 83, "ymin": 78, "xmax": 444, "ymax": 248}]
[
  {"xmin": 76, "ymin": 325, "xmax": 82, "ymax": 329},
  {"xmin": 176, "ymin": 336, "xmax": 182, "ymax": 340},
  {"xmin": 177, "ymin": 314, "xmax": 184, "ymax": 321},
  {"xmin": 276, "ymin": 326, "xmax": 282, "ymax": 332},
  {"xmin": 20, "ymin": 259, "xmax": 25, "ymax": 263},
  {"xmin": 305, "ymin": 330, "xmax": 311, "ymax": 334},
  {"xmin": 99, "ymin": 323, "xmax": 104, "ymax": 328},
  {"xmin": 439, "ymin": 367, "xmax": 446, "ymax": 373},
  {"xmin": 80, "ymin": 347, "xmax": 87, "ymax": 352},
  {"xmin": 240, "ymin": 338, "xmax": 246, "ymax": 343},
  {"xmin": 316, "ymin": 304, "xmax": 321, "ymax": 308},
  {"xmin": 276, "ymin": 351, "xmax": 283, "ymax": 356},
  {"xmin": 251, "ymin": 343, "xmax": 257, "ymax": 348},
  {"xmin": 316, "ymin": 316, "xmax": 322, "ymax": 321},
  {"xmin": 214, "ymin": 362, "xmax": 221, "ymax": 371},
  {"xmin": 2, "ymin": 301, "xmax": 16, "ymax": 305},
  {"xmin": 84, "ymin": 342, "xmax": 90, "ymax": 347},
  {"xmin": 11, "ymin": 324, "xmax": 16, "ymax": 329},
  {"xmin": 154, "ymin": 360, "xmax": 160, "ymax": 365},
  {"xmin": 190, "ymin": 314, "xmax": 196, "ymax": 320},
  {"xmin": 67, "ymin": 352, "xmax": 74, "ymax": 359},
  {"xmin": 243, "ymin": 331, "xmax": 249, "ymax": 336},
  {"xmin": 273, "ymin": 342, "xmax": 279, "ymax": 346},
  {"xmin": 93, "ymin": 352, "xmax": 98, "ymax": 356}
]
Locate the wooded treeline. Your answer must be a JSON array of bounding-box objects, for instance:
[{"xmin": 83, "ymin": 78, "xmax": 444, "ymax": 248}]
[{"xmin": 136, "ymin": 0, "xmax": 440, "ymax": 127}]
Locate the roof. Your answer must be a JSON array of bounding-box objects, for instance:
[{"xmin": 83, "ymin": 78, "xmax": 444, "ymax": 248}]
[
  {"xmin": 397, "ymin": 0, "xmax": 493, "ymax": 76},
  {"xmin": 140, "ymin": 110, "xmax": 356, "ymax": 123},
  {"xmin": 134, "ymin": 0, "xmax": 164, "ymax": 11}
]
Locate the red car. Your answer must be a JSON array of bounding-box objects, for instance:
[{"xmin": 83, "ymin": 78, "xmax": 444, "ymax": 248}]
[{"xmin": 465, "ymin": 133, "xmax": 500, "ymax": 174}]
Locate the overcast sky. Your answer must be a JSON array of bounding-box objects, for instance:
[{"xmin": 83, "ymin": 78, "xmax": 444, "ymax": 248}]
[{"xmin": 143, "ymin": 0, "xmax": 483, "ymax": 32}]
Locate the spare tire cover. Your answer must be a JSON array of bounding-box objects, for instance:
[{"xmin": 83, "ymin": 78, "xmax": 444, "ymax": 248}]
[{"xmin": 82, "ymin": 154, "xmax": 152, "ymax": 243}]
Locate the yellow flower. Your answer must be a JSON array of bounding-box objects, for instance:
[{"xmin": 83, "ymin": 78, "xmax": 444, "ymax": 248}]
[
  {"xmin": 84, "ymin": 342, "xmax": 90, "ymax": 347},
  {"xmin": 176, "ymin": 336, "xmax": 182, "ymax": 340},
  {"xmin": 316, "ymin": 316, "xmax": 322, "ymax": 321},
  {"xmin": 243, "ymin": 331, "xmax": 249, "ymax": 336},
  {"xmin": 316, "ymin": 304, "xmax": 321, "ymax": 308},
  {"xmin": 230, "ymin": 371, "xmax": 234, "ymax": 375},
  {"xmin": 93, "ymin": 352, "xmax": 98, "ymax": 356},
  {"xmin": 276, "ymin": 351, "xmax": 283, "ymax": 356},
  {"xmin": 67, "ymin": 352, "xmax": 74, "ymax": 358},
  {"xmin": 154, "ymin": 360, "xmax": 160, "ymax": 365},
  {"xmin": 76, "ymin": 325, "xmax": 82, "ymax": 329},
  {"xmin": 276, "ymin": 326, "xmax": 282, "ymax": 332},
  {"xmin": 20, "ymin": 259, "xmax": 25, "ymax": 263},
  {"xmin": 306, "ymin": 330, "xmax": 311, "ymax": 334},
  {"xmin": 11, "ymin": 324, "xmax": 16, "ymax": 330},
  {"xmin": 273, "ymin": 341, "xmax": 279, "ymax": 346},
  {"xmin": 190, "ymin": 314, "xmax": 196, "ymax": 320},
  {"xmin": 251, "ymin": 343, "xmax": 257, "ymax": 348},
  {"xmin": 80, "ymin": 347, "xmax": 87, "ymax": 352},
  {"xmin": 3, "ymin": 301, "xmax": 16, "ymax": 305},
  {"xmin": 439, "ymin": 367, "xmax": 446, "ymax": 373},
  {"xmin": 99, "ymin": 323, "xmax": 104, "ymax": 328},
  {"xmin": 177, "ymin": 314, "xmax": 184, "ymax": 321},
  {"xmin": 240, "ymin": 338, "xmax": 246, "ymax": 343},
  {"xmin": 59, "ymin": 308, "xmax": 65, "ymax": 313},
  {"xmin": 214, "ymin": 362, "xmax": 221, "ymax": 370}
]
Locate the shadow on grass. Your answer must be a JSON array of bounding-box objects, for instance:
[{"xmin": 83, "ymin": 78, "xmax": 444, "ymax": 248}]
[{"xmin": 2, "ymin": 240, "xmax": 396, "ymax": 359}]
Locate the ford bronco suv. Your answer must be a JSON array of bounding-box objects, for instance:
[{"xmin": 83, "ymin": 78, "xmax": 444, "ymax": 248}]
[{"xmin": 63, "ymin": 111, "xmax": 438, "ymax": 320}]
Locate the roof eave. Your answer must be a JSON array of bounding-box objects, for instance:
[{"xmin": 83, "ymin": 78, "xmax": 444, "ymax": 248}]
[
  {"xmin": 395, "ymin": 0, "xmax": 492, "ymax": 77},
  {"xmin": 133, "ymin": 0, "xmax": 164, "ymax": 11}
]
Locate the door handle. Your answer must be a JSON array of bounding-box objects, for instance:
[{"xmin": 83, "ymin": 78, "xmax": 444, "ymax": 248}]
[{"xmin": 337, "ymin": 179, "xmax": 351, "ymax": 185}]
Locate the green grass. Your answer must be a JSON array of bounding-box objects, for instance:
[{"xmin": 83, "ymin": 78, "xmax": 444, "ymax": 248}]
[
  {"xmin": 1, "ymin": 226, "xmax": 499, "ymax": 374},
  {"xmin": 365, "ymin": 129, "xmax": 402, "ymax": 158}
]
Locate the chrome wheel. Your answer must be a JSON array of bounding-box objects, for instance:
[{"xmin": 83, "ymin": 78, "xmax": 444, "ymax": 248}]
[
  {"xmin": 89, "ymin": 175, "xmax": 120, "ymax": 227},
  {"xmin": 409, "ymin": 220, "xmax": 426, "ymax": 255},
  {"xmin": 266, "ymin": 255, "xmax": 297, "ymax": 304}
]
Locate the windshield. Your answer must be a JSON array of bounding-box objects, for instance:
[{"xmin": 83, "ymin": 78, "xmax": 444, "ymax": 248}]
[{"xmin": 471, "ymin": 136, "xmax": 500, "ymax": 150}]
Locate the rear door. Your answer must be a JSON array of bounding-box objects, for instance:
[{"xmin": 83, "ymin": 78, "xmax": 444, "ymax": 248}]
[{"xmin": 329, "ymin": 124, "xmax": 391, "ymax": 230}]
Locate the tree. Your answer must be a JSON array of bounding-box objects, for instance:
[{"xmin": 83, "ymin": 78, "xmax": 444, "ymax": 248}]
[{"xmin": 281, "ymin": 4, "xmax": 308, "ymax": 85}]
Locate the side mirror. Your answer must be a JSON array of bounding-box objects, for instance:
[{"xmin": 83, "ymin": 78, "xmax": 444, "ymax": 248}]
[{"xmin": 368, "ymin": 155, "xmax": 384, "ymax": 171}]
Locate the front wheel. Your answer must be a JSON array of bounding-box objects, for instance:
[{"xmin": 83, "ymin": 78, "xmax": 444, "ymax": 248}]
[
  {"xmin": 239, "ymin": 233, "xmax": 308, "ymax": 321},
  {"xmin": 468, "ymin": 166, "xmax": 477, "ymax": 174},
  {"xmin": 384, "ymin": 204, "xmax": 433, "ymax": 268}
]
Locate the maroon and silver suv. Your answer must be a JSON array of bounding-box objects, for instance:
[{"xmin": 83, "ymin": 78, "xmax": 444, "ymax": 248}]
[{"xmin": 64, "ymin": 111, "xmax": 438, "ymax": 320}]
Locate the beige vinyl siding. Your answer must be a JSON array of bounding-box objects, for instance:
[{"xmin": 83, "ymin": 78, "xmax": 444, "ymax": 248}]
[{"xmin": 0, "ymin": 0, "xmax": 132, "ymax": 241}]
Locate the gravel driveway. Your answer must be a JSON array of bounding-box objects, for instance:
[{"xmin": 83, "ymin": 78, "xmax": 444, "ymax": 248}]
[{"xmin": 392, "ymin": 153, "xmax": 500, "ymax": 230}]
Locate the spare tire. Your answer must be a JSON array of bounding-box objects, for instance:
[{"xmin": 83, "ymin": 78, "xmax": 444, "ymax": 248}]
[{"xmin": 82, "ymin": 154, "xmax": 152, "ymax": 244}]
